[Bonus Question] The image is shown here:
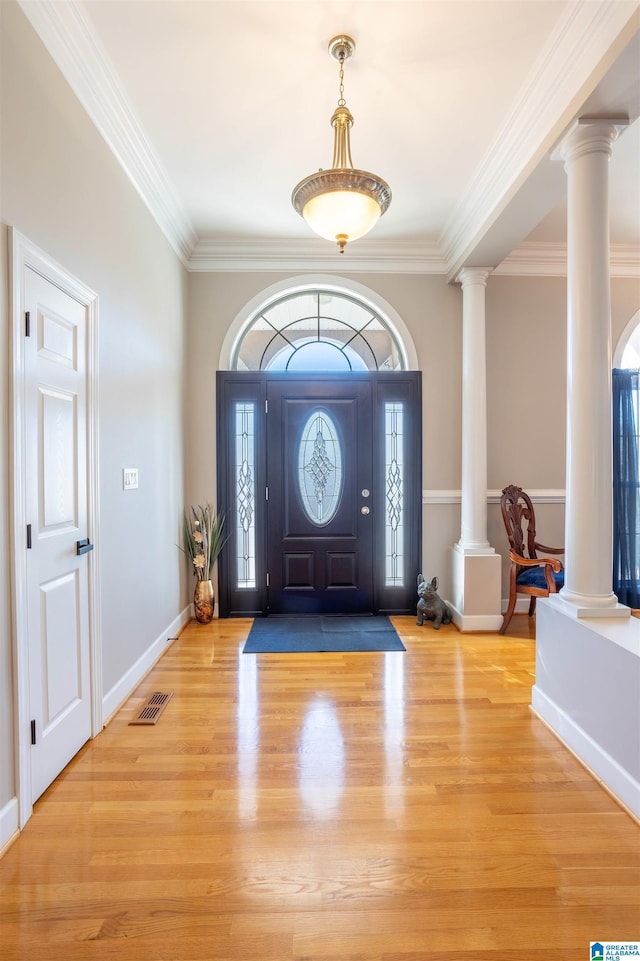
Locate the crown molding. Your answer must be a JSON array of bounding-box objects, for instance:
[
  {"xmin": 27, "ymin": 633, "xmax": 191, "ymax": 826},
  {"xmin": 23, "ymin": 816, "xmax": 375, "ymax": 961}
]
[
  {"xmin": 188, "ymin": 239, "xmax": 448, "ymax": 274},
  {"xmin": 439, "ymin": 0, "xmax": 640, "ymax": 277},
  {"xmin": 17, "ymin": 0, "xmax": 198, "ymax": 265},
  {"xmin": 495, "ymin": 242, "xmax": 640, "ymax": 277},
  {"xmin": 189, "ymin": 239, "xmax": 640, "ymax": 276}
]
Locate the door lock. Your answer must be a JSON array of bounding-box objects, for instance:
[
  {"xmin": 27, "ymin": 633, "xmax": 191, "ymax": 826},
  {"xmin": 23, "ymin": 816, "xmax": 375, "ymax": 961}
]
[{"xmin": 360, "ymin": 505, "xmax": 370, "ymax": 515}]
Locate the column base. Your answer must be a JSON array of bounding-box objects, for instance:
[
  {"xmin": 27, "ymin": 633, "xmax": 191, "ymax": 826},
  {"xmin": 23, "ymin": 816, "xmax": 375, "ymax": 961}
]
[
  {"xmin": 548, "ymin": 592, "xmax": 630, "ymax": 620},
  {"xmin": 454, "ymin": 541, "xmax": 495, "ymax": 556},
  {"xmin": 449, "ymin": 547, "xmax": 502, "ymax": 632}
]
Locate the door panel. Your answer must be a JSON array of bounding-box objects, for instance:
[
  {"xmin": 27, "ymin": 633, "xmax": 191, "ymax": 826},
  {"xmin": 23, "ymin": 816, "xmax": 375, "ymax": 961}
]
[
  {"xmin": 267, "ymin": 380, "xmax": 373, "ymax": 614},
  {"xmin": 26, "ymin": 267, "xmax": 92, "ymax": 803}
]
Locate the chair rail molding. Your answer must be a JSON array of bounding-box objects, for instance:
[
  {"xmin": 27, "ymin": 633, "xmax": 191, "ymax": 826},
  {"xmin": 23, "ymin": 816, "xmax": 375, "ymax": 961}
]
[{"xmin": 423, "ymin": 489, "xmax": 566, "ymax": 505}]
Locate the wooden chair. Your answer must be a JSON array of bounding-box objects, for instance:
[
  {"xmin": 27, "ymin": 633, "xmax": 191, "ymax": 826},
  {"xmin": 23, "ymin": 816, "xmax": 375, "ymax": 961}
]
[{"xmin": 500, "ymin": 485, "xmax": 564, "ymax": 634}]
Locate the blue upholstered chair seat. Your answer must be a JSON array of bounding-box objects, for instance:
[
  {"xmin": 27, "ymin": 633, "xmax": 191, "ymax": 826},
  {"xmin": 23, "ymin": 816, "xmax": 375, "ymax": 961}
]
[{"xmin": 516, "ymin": 567, "xmax": 564, "ymax": 591}]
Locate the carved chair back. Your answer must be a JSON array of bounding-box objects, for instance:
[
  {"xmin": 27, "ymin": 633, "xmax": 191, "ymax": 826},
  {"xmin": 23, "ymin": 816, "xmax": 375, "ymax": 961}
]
[
  {"xmin": 500, "ymin": 484, "xmax": 539, "ymax": 562},
  {"xmin": 499, "ymin": 484, "xmax": 564, "ymax": 634}
]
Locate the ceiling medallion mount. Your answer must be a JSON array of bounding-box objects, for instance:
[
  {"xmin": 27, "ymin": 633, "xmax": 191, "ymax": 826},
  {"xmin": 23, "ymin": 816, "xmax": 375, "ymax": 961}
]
[
  {"xmin": 328, "ymin": 35, "xmax": 355, "ymax": 64},
  {"xmin": 291, "ymin": 34, "xmax": 391, "ymax": 254}
]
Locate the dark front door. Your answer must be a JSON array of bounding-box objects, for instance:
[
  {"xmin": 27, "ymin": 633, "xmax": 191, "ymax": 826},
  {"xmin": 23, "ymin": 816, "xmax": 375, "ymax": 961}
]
[
  {"xmin": 216, "ymin": 370, "xmax": 421, "ymax": 618},
  {"xmin": 266, "ymin": 378, "xmax": 373, "ymax": 614}
]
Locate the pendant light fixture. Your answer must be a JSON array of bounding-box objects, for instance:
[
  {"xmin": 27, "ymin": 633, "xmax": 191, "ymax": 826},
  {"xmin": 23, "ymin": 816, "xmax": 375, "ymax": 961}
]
[{"xmin": 291, "ymin": 35, "xmax": 391, "ymax": 254}]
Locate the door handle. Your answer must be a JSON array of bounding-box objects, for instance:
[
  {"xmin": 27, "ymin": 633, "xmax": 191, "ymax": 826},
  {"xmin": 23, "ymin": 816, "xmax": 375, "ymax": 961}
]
[
  {"xmin": 76, "ymin": 538, "xmax": 94, "ymax": 556},
  {"xmin": 360, "ymin": 506, "xmax": 370, "ymax": 515}
]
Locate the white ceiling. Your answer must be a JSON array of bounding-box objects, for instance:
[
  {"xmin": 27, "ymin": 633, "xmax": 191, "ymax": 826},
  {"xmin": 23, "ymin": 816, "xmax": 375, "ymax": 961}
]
[{"xmin": 20, "ymin": 0, "xmax": 640, "ymax": 273}]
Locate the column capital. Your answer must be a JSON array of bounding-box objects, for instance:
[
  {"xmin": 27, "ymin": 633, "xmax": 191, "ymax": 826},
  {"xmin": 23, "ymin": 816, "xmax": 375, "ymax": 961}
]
[
  {"xmin": 552, "ymin": 116, "xmax": 628, "ymax": 167},
  {"xmin": 456, "ymin": 267, "xmax": 493, "ymax": 288}
]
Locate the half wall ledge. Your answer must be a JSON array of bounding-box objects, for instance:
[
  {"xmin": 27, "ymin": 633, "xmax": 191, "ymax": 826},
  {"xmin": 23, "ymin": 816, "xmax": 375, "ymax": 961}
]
[{"xmin": 532, "ymin": 598, "xmax": 640, "ymax": 819}]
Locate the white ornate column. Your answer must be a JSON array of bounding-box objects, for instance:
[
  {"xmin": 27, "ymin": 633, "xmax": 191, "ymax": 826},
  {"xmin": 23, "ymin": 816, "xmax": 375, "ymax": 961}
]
[
  {"xmin": 458, "ymin": 269, "xmax": 491, "ymax": 551},
  {"xmin": 552, "ymin": 117, "xmax": 629, "ymax": 619},
  {"xmin": 532, "ymin": 119, "xmax": 635, "ymax": 822},
  {"xmin": 450, "ymin": 268, "xmax": 502, "ymax": 631}
]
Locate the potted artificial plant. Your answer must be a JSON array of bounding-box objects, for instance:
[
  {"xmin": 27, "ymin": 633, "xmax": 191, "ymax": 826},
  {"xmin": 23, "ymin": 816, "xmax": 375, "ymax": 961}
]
[{"xmin": 181, "ymin": 504, "xmax": 226, "ymax": 623}]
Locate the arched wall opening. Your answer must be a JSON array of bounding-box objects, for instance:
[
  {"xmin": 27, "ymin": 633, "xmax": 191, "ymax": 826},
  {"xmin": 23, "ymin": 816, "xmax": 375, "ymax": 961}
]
[{"xmin": 614, "ymin": 308, "xmax": 640, "ymax": 367}]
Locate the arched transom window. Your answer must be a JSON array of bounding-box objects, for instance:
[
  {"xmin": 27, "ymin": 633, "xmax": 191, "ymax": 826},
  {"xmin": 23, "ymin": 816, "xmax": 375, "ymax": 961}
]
[{"xmin": 232, "ymin": 289, "xmax": 405, "ymax": 371}]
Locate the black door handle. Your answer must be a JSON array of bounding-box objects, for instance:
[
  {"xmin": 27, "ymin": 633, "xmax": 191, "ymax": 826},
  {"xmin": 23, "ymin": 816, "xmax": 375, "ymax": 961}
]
[{"xmin": 76, "ymin": 538, "xmax": 94, "ymax": 556}]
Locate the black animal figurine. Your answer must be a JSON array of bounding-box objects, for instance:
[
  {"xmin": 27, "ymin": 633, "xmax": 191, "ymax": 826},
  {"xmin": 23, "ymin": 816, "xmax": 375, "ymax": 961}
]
[{"xmin": 416, "ymin": 574, "xmax": 452, "ymax": 629}]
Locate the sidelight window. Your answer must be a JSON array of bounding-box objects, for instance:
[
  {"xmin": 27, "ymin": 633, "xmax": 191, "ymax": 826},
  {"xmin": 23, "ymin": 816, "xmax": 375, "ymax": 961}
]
[
  {"xmin": 235, "ymin": 402, "xmax": 256, "ymax": 588},
  {"xmin": 385, "ymin": 402, "xmax": 405, "ymax": 586}
]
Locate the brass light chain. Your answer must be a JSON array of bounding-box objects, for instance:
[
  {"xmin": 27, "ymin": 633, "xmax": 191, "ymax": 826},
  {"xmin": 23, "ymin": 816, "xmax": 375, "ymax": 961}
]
[{"xmin": 338, "ymin": 53, "xmax": 346, "ymax": 106}]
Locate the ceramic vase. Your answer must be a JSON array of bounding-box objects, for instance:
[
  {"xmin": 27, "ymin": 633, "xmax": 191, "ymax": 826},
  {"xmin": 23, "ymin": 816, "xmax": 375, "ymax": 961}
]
[{"xmin": 194, "ymin": 579, "xmax": 214, "ymax": 623}]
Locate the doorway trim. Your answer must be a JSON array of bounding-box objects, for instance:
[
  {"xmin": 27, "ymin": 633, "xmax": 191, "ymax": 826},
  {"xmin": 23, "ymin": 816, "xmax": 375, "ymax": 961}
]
[
  {"xmin": 217, "ymin": 370, "xmax": 422, "ymax": 617},
  {"xmin": 9, "ymin": 228, "xmax": 102, "ymax": 828}
]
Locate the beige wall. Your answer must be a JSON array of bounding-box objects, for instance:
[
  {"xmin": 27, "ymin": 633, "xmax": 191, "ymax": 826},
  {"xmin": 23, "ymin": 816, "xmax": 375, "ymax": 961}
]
[
  {"xmin": 0, "ymin": 2, "xmax": 189, "ymax": 814},
  {"xmin": 487, "ymin": 274, "xmax": 640, "ymax": 490},
  {"xmin": 487, "ymin": 276, "xmax": 567, "ymax": 490}
]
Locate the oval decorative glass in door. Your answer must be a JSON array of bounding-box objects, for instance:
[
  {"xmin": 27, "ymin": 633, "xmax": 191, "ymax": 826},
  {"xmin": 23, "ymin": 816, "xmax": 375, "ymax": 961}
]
[{"xmin": 298, "ymin": 411, "xmax": 343, "ymax": 525}]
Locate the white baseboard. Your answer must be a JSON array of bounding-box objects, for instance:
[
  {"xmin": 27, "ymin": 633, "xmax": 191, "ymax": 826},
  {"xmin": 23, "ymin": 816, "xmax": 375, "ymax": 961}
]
[
  {"xmin": 102, "ymin": 605, "xmax": 192, "ymax": 724},
  {"xmin": 450, "ymin": 598, "xmax": 543, "ymax": 629},
  {"xmin": 532, "ymin": 685, "xmax": 640, "ymax": 820},
  {"xmin": 449, "ymin": 606, "xmax": 504, "ymax": 632},
  {"xmin": 0, "ymin": 797, "xmax": 19, "ymax": 854}
]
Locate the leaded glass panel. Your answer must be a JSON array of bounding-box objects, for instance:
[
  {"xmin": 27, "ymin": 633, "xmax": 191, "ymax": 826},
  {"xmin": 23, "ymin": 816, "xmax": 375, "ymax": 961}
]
[
  {"xmin": 298, "ymin": 411, "xmax": 343, "ymax": 526},
  {"xmin": 385, "ymin": 402, "xmax": 405, "ymax": 586},
  {"xmin": 233, "ymin": 290, "xmax": 404, "ymax": 371},
  {"xmin": 235, "ymin": 402, "xmax": 256, "ymax": 588}
]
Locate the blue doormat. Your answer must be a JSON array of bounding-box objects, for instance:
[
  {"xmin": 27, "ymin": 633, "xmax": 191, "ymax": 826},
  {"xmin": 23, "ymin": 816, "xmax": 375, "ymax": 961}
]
[{"xmin": 243, "ymin": 615, "xmax": 405, "ymax": 653}]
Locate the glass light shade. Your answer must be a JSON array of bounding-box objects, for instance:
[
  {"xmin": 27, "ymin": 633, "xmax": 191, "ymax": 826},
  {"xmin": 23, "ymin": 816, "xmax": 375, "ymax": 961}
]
[
  {"xmin": 302, "ymin": 189, "xmax": 381, "ymax": 244},
  {"xmin": 292, "ymin": 168, "xmax": 391, "ymax": 252}
]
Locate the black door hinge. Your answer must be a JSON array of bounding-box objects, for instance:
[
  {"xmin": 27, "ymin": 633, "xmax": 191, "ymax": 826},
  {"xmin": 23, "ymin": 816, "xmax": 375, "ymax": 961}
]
[
  {"xmin": 25, "ymin": 311, "xmax": 31, "ymax": 337},
  {"xmin": 27, "ymin": 524, "xmax": 32, "ymax": 549},
  {"xmin": 30, "ymin": 720, "xmax": 36, "ymax": 745}
]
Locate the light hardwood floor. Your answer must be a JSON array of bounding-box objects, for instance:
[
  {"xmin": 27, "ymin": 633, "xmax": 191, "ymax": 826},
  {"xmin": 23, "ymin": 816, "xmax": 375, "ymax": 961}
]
[{"xmin": 1, "ymin": 615, "xmax": 638, "ymax": 960}]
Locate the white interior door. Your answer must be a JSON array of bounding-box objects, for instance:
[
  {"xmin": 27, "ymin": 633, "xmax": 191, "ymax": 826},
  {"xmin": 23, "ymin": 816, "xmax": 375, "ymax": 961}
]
[{"xmin": 24, "ymin": 267, "xmax": 92, "ymax": 803}]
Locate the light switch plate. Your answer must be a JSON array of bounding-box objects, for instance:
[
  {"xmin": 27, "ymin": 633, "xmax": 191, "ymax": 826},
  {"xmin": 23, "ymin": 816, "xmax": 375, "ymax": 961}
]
[{"xmin": 123, "ymin": 468, "xmax": 138, "ymax": 490}]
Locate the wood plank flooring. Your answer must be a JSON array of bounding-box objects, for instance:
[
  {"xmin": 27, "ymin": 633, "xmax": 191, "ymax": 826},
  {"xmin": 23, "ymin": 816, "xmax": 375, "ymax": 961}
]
[{"xmin": 1, "ymin": 615, "xmax": 639, "ymax": 960}]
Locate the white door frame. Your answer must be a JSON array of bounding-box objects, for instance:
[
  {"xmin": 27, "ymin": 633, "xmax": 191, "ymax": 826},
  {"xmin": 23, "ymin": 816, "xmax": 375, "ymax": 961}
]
[{"xmin": 9, "ymin": 228, "xmax": 102, "ymax": 828}]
